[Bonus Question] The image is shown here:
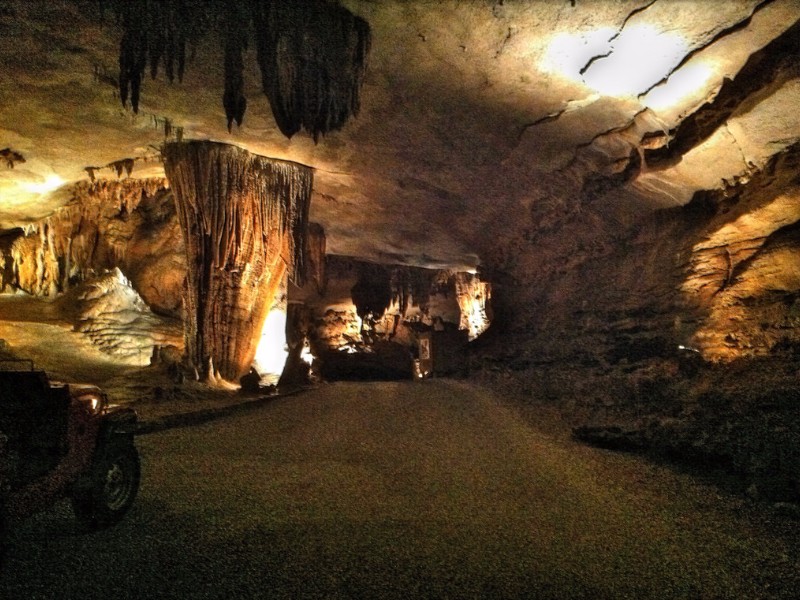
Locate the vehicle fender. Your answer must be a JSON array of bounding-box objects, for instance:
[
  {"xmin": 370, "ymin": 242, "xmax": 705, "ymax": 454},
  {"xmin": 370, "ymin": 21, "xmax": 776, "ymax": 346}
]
[{"xmin": 98, "ymin": 407, "xmax": 138, "ymax": 447}]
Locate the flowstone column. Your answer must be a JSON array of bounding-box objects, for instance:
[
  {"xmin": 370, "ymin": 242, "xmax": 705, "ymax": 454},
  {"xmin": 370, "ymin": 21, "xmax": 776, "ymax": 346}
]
[{"xmin": 163, "ymin": 141, "xmax": 312, "ymax": 382}]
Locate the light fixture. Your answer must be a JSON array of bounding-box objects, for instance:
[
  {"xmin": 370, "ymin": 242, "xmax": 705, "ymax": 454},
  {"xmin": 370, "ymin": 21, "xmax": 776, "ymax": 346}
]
[{"xmin": 253, "ymin": 306, "xmax": 289, "ymax": 384}]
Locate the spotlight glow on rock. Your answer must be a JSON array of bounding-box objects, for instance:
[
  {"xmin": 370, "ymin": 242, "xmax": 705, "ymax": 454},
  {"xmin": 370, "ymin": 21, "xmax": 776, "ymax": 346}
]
[{"xmin": 253, "ymin": 306, "xmax": 289, "ymax": 384}]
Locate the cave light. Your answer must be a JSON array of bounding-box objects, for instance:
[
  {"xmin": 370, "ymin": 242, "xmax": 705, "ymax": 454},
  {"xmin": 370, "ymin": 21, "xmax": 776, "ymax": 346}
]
[
  {"xmin": 462, "ymin": 296, "xmax": 491, "ymax": 341},
  {"xmin": 642, "ymin": 62, "xmax": 714, "ymax": 112},
  {"xmin": 253, "ymin": 305, "xmax": 289, "ymax": 384},
  {"xmin": 545, "ymin": 24, "xmax": 692, "ymax": 101},
  {"xmin": 300, "ymin": 340, "xmax": 314, "ymax": 365},
  {"xmin": 19, "ymin": 174, "xmax": 65, "ymax": 195}
]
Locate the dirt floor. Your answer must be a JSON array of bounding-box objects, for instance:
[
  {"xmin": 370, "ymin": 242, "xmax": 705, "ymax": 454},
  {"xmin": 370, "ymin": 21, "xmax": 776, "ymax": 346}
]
[
  {"xmin": 2, "ymin": 294, "xmax": 800, "ymax": 597},
  {"xmin": 1, "ymin": 379, "xmax": 798, "ymax": 598}
]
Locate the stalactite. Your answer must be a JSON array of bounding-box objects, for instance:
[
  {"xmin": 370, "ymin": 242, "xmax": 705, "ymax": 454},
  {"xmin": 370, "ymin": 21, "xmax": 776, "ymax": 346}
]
[
  {"xmin": 163, "ymin": 140, "xmax": 312, "ymax": 382},
  {"xmin": 391, "ymin": 268, "xmax": 436, "ymax": 317},
  {"xmin": 0, "ymin": 179, "xmax": 176, "ymax": 308},
  {"xmin": 351, "ymin": 263, "xmax": 392, "ymax": 322},
  {"xmin": 108, "ymin": 0, "xmax": 370, "ymax": 140},
  {"xmin": 222, "ymin": 3, "xmax": 248, "ymax": 131},
  {"xmin": 252, "ymin": 0, "xmax": 371, "ymax": 141},
  {"xmin": 0, "ymin": 148, "xmax": 25, "ymax": 168},
  {"xmin": 114, "ymin": 0, "xmax": 199, "ymax": 113}
]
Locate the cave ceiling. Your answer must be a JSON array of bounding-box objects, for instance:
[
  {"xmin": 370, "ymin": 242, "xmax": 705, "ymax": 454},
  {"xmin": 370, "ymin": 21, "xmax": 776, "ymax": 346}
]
[{"xmin": 1, "ymin": 0, "xmax": 799, "ymax": 272}]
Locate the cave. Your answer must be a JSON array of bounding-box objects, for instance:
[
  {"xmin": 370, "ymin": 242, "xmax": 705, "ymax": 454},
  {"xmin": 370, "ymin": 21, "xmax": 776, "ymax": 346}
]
[{"xmin": 2, "ymin": 1, "xmax": 800, "ymax": 596}]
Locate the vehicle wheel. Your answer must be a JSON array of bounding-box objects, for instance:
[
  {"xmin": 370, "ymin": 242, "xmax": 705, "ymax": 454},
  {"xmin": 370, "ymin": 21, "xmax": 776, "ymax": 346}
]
[{"xmin": 72, "ymin": 441, "xmax": 140, "ymax": 529}]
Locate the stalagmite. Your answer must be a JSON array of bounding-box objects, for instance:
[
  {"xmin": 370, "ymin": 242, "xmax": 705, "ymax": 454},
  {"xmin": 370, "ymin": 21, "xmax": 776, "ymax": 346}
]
[
  {"xmin": 306, "ymin": 222, "xmax": 327, "ymax": 294},
  {"xmin": 163, "ymin": 141, "xmax": 312, "ymax": 383}
]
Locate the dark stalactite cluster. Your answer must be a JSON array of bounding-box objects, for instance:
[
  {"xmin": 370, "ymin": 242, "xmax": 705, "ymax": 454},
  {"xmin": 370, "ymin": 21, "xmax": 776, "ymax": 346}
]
[
  {"xmin": 348, "ymin": 260, "xmax": 444, "ymax": 323},
  {"xmin": 305, "ymin": 222, "xmax": 327, "ymax": 294},
  {"xmin": 251, "ymin": 1, "xmax": 371, "ymax": 141},
  {"xmin": 351, "ymin": 264, "xmax": 393, "ymax": 322},
  {"xmin": 107, "ymin": 0, "xmax": 370, "ymax": 141},
  {"xmin": 222, "ymin": 3, "xmax": 248, "ymax": 132},
  {"xmin": 112, "ymin": 0, "xmax": 196, "ymax": 114},
  {"xmin": 0, "ymin": 148, "xmax": 25, "ymax": 169}
]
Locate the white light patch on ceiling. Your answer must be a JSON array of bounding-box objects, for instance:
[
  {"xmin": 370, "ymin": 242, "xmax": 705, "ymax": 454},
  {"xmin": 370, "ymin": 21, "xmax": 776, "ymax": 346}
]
[
  {"xmin": 19, "ymin": 174, "xmax": 65, "ymax": 195},
  {"xmin": 643, "ymin": 62, "xmax": 715, "ymax": 112},
  {"xmin": 543, "ymin": 28, "xmax": 617, "ymax": 79},
  {"xmin": 546, "ymin": 24, "xmax": 690, "ymax": 100},
  {"xmin": 581, "ymin": 24, "xmax": 688, "ymax": 97}
]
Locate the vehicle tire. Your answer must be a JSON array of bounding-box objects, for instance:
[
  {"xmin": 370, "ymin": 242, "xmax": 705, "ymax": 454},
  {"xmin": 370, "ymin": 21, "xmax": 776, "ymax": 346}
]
[{"xmin": 72, "ymin": 441, "xmax": 140, "ymax": 529}]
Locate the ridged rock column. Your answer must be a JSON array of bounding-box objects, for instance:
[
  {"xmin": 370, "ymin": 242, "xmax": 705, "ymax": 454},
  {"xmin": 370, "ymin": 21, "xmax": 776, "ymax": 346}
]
[{"xmin": 163, "ymin": 141, "xmax": 312, "ymax": 382}]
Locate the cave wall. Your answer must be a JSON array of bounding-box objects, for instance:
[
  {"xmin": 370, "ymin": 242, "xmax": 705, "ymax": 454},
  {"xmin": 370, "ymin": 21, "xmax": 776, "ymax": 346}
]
[
  {"xmin": 298, "ymin": 255, "xmax": 488, "ymax": 348},
  {"xmin": 0, "ymin": 179, "xmax": 185, "ymax": 315},
  {"xmin": 487, "ymin": 143, "xmax": 800, "ymax": 368},
  {"xmin": 290, "ymin": 255, "xmax": 491, "ymax": 379},
  {"xmin": 477, "ymin": 144, "xmax": 800, "ymax": 501}
]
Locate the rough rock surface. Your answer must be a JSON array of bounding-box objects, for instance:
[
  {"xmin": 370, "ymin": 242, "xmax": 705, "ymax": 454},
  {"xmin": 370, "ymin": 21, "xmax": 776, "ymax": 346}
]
[
  {"xmin": 57, "ymin": 267, "xmax": 182, "ymax": 366},
  {"xmin": 290, "ymin": 255, "xmax": 490, "ymax": 379},
  {"xmin": 0, "ymin": 179, "xmax": 184, "ymax": 315},
  {"xmin": 300, "ymin": 256, "xmax": 489, "ymax": 348},
  {"xmin": 164, "ymin": 141, "xmax": 313, "ymax": 383}
]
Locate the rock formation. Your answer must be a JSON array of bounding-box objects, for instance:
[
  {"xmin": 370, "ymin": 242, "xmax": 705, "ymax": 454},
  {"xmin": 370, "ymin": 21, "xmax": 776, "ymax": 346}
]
[
  {"xmin": 109, "ymin": 0, "xmax": 371, "ymax": 140},
  {"xmin": 58, "ymin": 267, "xmax": 182, "ymax": 366},
  {"xmin": 1, "ymin": 0, "xmax": 800, "ymax": 498},
  {"xmin": 0, "ymin": 179, "xmax": 183, "ymax": 315},
  {"xmin": 163, "ymin": 141, "xmax": 312, "ymax": 383},
  {"xmin": 293, "ymin": 255, "xmax": 490, "ymax": 379}
]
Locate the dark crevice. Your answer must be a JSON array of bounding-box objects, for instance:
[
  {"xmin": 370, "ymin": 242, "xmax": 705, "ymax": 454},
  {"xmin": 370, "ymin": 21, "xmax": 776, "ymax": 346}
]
[
  {"xmin": 580, "ymin": 146, "xmax": 642, "ymax": 200},
  {"xmin": 516, "ymin": 107, "xmax": 569, "ymax": 139}
]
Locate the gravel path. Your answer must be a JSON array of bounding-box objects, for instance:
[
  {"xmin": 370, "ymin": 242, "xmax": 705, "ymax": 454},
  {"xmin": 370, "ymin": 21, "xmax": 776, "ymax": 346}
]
[{"xmin": 2, "ymin": 380, "xmax": 799, "ymax": 599}]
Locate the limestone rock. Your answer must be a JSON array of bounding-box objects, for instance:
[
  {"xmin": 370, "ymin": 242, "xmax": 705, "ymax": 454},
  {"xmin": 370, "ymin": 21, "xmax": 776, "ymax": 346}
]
[
  {"xmin": 0, "ymin": 179, "xmax": 185, "ymax": 315},
  {"xmin": 59, "ymin": 268, "xmax": 182, "ymax": 366}
]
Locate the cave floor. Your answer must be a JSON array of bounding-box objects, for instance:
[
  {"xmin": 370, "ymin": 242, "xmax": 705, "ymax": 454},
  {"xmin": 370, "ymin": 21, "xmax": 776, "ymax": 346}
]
[
  {"xmin": 2, "ymin": 378, "xmax": 799, "ymax": 598},
  {"xmin": 1, "ymin": 294, "xmax": 799, "ymax": 597}
]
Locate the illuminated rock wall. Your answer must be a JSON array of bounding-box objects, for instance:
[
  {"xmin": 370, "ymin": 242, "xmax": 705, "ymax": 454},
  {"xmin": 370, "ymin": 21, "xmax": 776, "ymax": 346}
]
[
  {"xmin": 482, "ymin": 143, "xmax": 800, "ymax": 368},
  {"xmin": 296, "ymin": 256, "xmax": 491, "ymax": 369},
  {"xmin": 0, "ymin": 179, "xmax": 184, "ymax": 315},
  {"xmin": 163, "ymin": 141, "xmax": 312, "ymax": 383}
]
